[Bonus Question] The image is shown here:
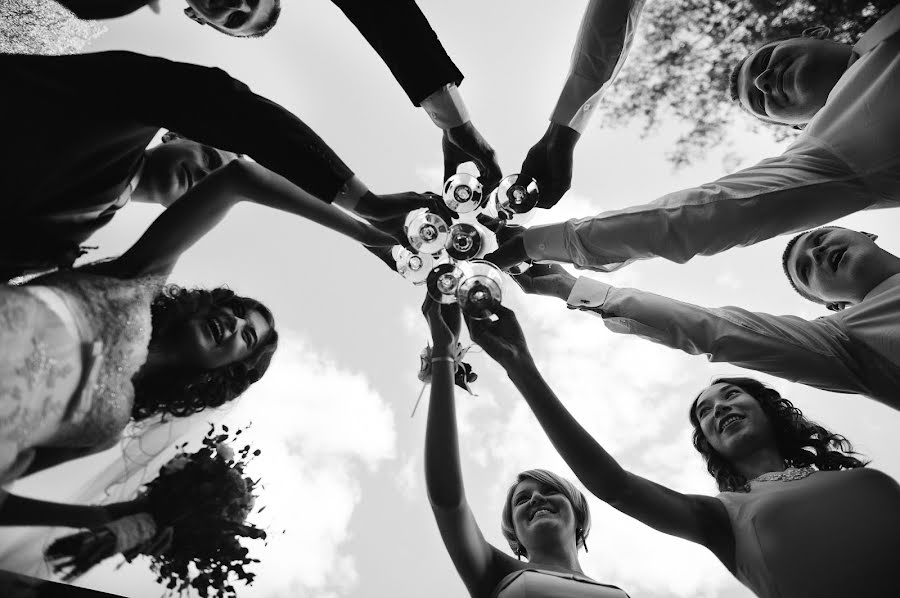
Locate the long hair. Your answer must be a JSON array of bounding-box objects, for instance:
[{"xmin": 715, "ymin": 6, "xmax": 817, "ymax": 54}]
[
  {"xmin": 689, "ymin": 377, "xmax": 866, "ymax": 492},
  {"xmin": 500, "ymin": 469, "xmax": 591, "ymax": 559},
  {"xmin": 132, "ymin": 285, "xmax": 278, "ymax": 421}
]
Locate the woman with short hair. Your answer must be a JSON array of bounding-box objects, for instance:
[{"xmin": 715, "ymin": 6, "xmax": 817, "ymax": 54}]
[{"xmin": 422, "ymin": 297, "xmax": 629, "ymax": 598}]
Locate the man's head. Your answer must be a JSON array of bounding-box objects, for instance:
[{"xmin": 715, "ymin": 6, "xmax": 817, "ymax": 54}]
[
  {"xmin": 183, "ymin": 0, "xmax": 280, "ymax": 38},
  {"xmin": 782, "ymin": 226, "xmax": 898, "ymax": 310},
  {"xmin": 139, "ymin": 132, "xmax": 240, "ymax": 206},
  {"xmin": 729, "ymin": 27, "xmax": 852, "ymax": 126}
]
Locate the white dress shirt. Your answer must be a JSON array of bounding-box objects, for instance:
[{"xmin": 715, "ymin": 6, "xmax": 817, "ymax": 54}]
[
  {"xmin": 551, "ymin": 0, "xmax": 647, "ymax": 133},
  {"xmin": 526, "ymin": 3, "xmax": 900, "ymax": 271},
  {"xmin": 421, "ymin": 83, "xmax": 470, "ymax": 129},
  {"xmin": 566, "ymin": 273, "xmax": 900, "ymax": 410}
]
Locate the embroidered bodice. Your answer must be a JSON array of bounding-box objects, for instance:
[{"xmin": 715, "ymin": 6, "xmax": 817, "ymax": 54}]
[{"xmin": 26, "ymin": 270, "xmax": 166, "ymax": 449}]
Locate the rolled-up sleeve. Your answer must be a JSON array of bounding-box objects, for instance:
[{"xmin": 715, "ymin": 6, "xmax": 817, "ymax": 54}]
[
  {"xmin": 565, "ymin": 277, "xmax": 872, "ymax": 396},
  {"xmin": 551, "ymin": 0, "xmax": 646, "ymax": 133},
  {"xmin": 525, "ymin": 140, "xmax": 875, "ymax": 270}
]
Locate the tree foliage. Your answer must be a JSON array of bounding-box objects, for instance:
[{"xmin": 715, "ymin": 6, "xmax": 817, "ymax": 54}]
[
  {"xmin": 1, "ymin": 0, "xmax": 105, "ymax": 55},
  {"xmin": 596, "ymin": 0, "xmax": 895, "ymax": 167}
]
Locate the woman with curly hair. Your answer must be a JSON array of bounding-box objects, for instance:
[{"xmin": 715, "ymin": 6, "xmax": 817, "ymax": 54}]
[
  {"xmin": 465, "ymin": 304, "xmax": 900, "ymax": 598},
  {"xmin": 0, "ymin": 159, "xmax": 393, "ymax": 513},
  {"xmin": 422, "ymin": 297, "xmax": 630, "ymax": 598}
]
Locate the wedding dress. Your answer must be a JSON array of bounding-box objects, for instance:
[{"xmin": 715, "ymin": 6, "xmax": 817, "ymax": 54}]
[{"xmin": 0, "ymin": 270, "xmax": 165, "ymax": 486}]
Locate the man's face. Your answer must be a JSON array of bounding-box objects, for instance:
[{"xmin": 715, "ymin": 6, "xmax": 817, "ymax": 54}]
[
  {"xmin": 786, "ymin": 227, "xmax": 884, "ymax": 306},
  {"xmin": 142, "ymin": 138, "xmax": 238, "ymax": 204},
  {"xmin": 184, "ymin": 0, "xmax": 277, "ymax": 37},
  {"xmin": 736, "ymin": 37, "xmax": 850, "ymax": 125}
]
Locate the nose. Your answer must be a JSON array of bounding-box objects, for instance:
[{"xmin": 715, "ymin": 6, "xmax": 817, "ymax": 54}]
[
  {"xmin": 754, "ymin": 68, "xmax": 774, "ymax": 94},
  {"xmin": 812, "ymin": 243, "xmax": 827, "ymax": 266},
  {"xmin": 222, "ymin": 312, "xmax": 239, "ymax": 335},
  {"xmin": 713, "ymin": 403, "xmax": 732, "ymax": 418}
]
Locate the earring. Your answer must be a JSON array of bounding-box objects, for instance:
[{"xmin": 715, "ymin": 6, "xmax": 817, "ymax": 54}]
[{"xmin": 578, "ymin": 528, "xmax": 588, "ymax": 553}]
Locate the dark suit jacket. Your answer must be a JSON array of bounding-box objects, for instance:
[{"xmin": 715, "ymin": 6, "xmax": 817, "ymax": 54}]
[
  {"xmin": 331, "ymin": 0, "xmax": 463, "ymax": 105},
  {"xmin": 0, "ymin": 50, "xmax": 353, "ymax": 276},
  {"xmin": 54, "ymin": 0, "xmax": 463, "ymax": 105}
]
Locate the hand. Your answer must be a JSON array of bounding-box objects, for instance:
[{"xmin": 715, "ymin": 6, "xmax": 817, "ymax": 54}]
[
  {"xmin": 422, "ymin": 295, "xmax": 461, "ymax": 354},
  {"xmin": 465, "ymin": 305, "xmax": 533, "ymax": 369},
  {"xmin": 519, "ymin": 122, "xmax": 580, "ymax": 209},
  {"xmin": 443, "ymin": 122, "xmax": 502, "ymax": 193},
  {"xmin": 356, "ymin": 191, "xmax": 444, "ymax": 246},
  {"xmin": 477, "ymin": 214, "xmax": 530, "ymax": 270},
  {"xmin": 363, "ymin": 245, "xmax": 398, "ymax": 273},
  {"xmin": 512, "ymin": 263, "xmax": 577, "ymax": 300}
]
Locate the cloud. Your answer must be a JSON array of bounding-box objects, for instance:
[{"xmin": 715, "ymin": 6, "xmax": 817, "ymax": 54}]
[{"xmin": 218, "ymin": 333, "xmax": 397, "ymax": 596}]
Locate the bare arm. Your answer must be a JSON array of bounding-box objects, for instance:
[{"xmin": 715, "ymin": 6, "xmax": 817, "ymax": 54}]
[
  {"xmin": 0, "ymin": 493, "xmax": 139, "ymax": 528},
  {"xmin": 108, "ymin": 161, "xmax": 393, "ymax": 278},
  {"xmin": 468, "ymin": 307, "xmax": 735, "ymax": 570},
  {"xmin": 423, "ymin": 300, "xmax": 518, "ymax": 598}
]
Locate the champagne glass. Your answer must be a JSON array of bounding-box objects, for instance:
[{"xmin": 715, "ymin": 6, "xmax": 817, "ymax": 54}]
[
  {"xmin": 405, "ymin": 209, "xmax": 450, "ymax": 253},
  {"xmin": 443, "ymin": 172, "xmax": 484, "ymax": 214},
  {"xmin": 457, "ymin": 260, "xmax": 504, "ymax": 320}
]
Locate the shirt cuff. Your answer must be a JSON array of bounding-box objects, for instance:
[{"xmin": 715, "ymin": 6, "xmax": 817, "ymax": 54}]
[
  {"xmin": 332, "ymin": 175, "xmax": 369, "ymax": 210},
  {"xmin": 523, "ymin": 222, "xmax": 572, "ymax": 262},
  {"xmin": 566, "ymin": 276, "xmax": 613, "ymax": 309},
  {"xmin": 420, "ymin": 84, "xmax": 471, "ymax": 130},
  {"xmin": 550, "ymin": 73, "xmax": 603, "ymax": 133}
]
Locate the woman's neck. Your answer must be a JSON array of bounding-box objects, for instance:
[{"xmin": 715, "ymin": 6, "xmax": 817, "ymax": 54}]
[
  {"xmin": 525, "ymin": 545, "xmax": 584, "ymax": 576},
  {"xmin": 733, "ymin": 447, "xmax": 786, "ymax": 482}
]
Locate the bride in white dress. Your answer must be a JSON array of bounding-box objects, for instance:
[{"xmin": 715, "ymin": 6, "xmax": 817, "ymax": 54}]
[{"xmin": 0, "ymin": 160, "xmax": 393, "ymax": 497}]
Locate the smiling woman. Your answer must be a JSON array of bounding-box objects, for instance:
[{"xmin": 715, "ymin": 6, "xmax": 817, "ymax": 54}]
[
  {"xmin": 422, "ymin": 298, "xmax": 630, "ymax": 598},
  {"xmin": 0, "ymin": 156, "xmax": 393, "ymax": 516}
]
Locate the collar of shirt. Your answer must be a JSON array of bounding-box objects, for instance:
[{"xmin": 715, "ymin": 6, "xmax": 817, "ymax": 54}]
[
  {"xmin": 863, "ymin": 272, "xmax": 900, "ymax": 303},
  {"xmin": 850, "ymin": 3, "xmax": 900, "ymax": 65}
]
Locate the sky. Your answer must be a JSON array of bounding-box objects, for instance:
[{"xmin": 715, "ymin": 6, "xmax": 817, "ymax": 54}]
[{"xmin": 4, "ymin": 1, "xmax": 900, "ymax": 598}]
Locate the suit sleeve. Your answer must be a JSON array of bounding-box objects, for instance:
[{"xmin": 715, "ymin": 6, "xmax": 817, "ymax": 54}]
[
  {"xmin": 566, "ymin": 277, "xmax": 873, "ymax": 397},
  {"xmin": 1, "ymin": 51, "xmax": 354, "ymax": 202},
  {"xmin": 330, "ymin": 0, "xmax": 464, "ymax": 106},
  {"xmin": 54, "ymin": 0, "xmax": 150, "ymax": 19}
]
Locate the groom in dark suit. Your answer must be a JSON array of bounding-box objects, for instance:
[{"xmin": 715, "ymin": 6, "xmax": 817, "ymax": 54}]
[{"xmin": 0, "ymin": 50, "xmax": 426, "ymax": 279}]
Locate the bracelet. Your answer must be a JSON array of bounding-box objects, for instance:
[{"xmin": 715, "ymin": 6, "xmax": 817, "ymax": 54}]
[{"xmin": 431, "ymin": 357, "xmax": 456, "ymax": 363}]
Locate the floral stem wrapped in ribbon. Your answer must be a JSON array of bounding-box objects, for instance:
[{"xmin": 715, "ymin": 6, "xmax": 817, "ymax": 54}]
[
  {"xmin": 412, "ymin": 343, "xmax": 478, "ymax": 417},
  {"xmin": 46, "ymin": 424, "xmax": 266, "ymax": 598}
]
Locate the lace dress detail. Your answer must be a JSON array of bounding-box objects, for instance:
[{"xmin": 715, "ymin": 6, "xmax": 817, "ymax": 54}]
[
  {"xmin": 0, "ymin": 271, "xmax": 165, "ymax": 483},
  {"xmin": 34, "ymin": 271, "xmax": 166, "ymax": 448}
]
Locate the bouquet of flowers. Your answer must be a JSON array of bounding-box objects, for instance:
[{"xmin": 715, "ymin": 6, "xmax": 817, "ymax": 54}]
[{"xmin": 46, "ymin": 424, "xmax": 266, "ymax": 598}]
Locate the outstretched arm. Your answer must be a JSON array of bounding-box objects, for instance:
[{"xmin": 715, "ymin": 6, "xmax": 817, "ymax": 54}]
[
  {"xmin": 0, "ymin": 493, "xmax": 141, "ymax": 528},
  {"xmin": 521, "ymin": 0, "xmax": 646, "ymax": 208},
  {"xmin": 466, "ymin": 307, "xmax": 735, "ymax": 569},
  {"xmin": 108, "ymin": 161, "xmax": 393, "ymax": 278},
  {"xmin": 330, "ymin": 0, "xmax": 501, "ymax": 190},
  {"xmin": 513, "ymin": 145, "xmax": 874, "ymax": 271},
  {"xmin": 422, "ymin": 298, "xmax": 517, "ymax": 598},
  {"xmin": 512, "ymin": 266, "xmax": 877, "ymax": 407}
]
